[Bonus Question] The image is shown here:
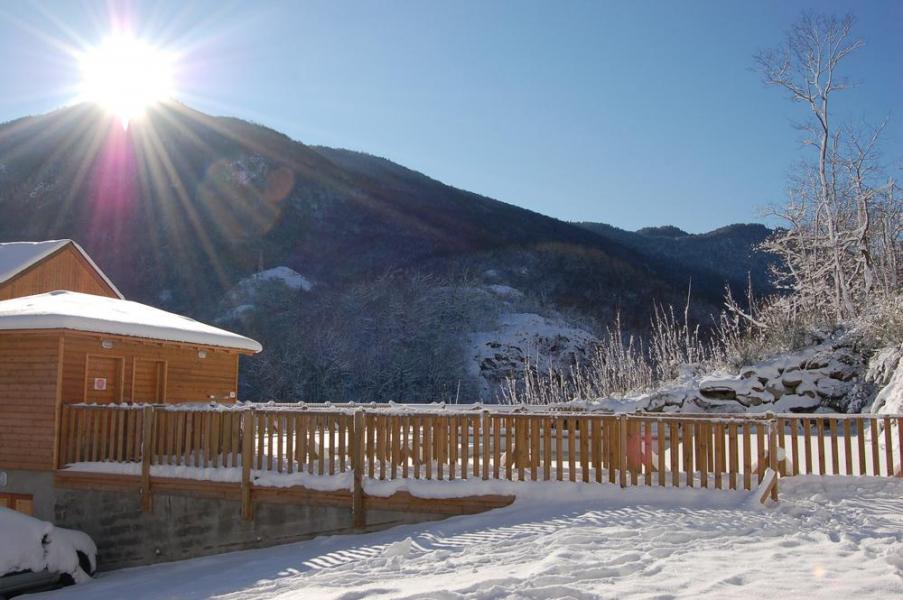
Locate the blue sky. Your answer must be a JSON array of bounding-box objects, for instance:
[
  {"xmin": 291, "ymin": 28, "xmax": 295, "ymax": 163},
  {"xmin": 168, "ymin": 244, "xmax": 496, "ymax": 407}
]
[{"xmin": 0, "ymin": 1, "xmax": 900, "ymax": 232}]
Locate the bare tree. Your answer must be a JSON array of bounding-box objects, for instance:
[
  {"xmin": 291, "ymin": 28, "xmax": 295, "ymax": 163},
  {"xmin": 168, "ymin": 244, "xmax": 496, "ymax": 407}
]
[{"xmin": 755, "ymin": 13, "xmax": 901, "ymax": 323}]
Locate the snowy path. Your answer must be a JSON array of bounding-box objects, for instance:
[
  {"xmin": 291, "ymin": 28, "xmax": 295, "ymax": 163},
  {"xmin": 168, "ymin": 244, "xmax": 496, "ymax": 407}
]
[{"xmin": 40, "ymin": 477, "xmax": 903, "ymax": 599}]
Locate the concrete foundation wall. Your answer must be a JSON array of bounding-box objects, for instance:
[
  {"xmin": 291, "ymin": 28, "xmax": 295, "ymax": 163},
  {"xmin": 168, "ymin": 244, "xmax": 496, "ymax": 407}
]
[
  {"xmin": 1, "ymin": 469, "xmax": 57, "ymax": 520},
  {"xmin": 55, "ymin": 488, "xmax": 441, "ymax": 570},
  {"xmin": 3, "ymin": 469, "xmax": 442, "ymax": 571}
]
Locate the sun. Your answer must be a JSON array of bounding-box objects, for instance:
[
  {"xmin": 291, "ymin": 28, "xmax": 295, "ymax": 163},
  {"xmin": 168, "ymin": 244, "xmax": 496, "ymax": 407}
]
[{"xmin": 79, "ymin": 34, "xmax": 175, "ymax": 128}]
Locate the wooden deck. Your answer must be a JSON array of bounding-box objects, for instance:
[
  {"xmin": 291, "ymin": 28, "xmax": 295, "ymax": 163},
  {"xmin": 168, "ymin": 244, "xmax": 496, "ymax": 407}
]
[{"xmin": 56, "ymin": 403, "xmax": 903, "ymax": 522}]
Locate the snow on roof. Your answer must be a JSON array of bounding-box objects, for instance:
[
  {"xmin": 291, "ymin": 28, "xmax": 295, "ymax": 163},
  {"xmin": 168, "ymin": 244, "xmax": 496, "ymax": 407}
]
[
  {"xmin": 0, "ymin": 239, "xmax": 124, "ymax": 299},
  {"xmin": 0, "ymin": 291, "xmax": 262, "ymax": 352}
]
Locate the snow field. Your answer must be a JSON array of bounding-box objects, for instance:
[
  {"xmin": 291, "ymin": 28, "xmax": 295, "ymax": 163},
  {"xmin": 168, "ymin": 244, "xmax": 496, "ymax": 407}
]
[{"xmin": 37, "ymin": 476, "xmax": 903, "ymax": 599}]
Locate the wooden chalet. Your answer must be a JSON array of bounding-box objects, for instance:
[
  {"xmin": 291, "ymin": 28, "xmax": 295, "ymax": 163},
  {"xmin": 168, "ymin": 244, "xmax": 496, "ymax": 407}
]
[
  {"xmin": 0, "ymin": 239, "xmax": 122, "ymax": 301},
  {"xmin": 0, "ymin": 240, "xmax": 261, "ymax": 475}
]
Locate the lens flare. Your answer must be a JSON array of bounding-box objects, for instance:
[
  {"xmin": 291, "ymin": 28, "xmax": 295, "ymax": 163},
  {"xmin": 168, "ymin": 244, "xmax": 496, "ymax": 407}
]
[{"xmin": 78, "ymin": 34, "xmax": 175, "ymax": 128}]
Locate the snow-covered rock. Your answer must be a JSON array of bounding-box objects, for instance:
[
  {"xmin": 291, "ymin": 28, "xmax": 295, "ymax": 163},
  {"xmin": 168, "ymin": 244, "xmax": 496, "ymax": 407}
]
[
  {"xmin": 586, "ymin": 339, "xmax": 873, "ymax": 415},
  {"xmin": 469, "ymin": 312, "xmax": 598, "ymax": 399},
  {"xmin": 872, "ymin": 345, "xmax": 903, "ymax": 416},
  {"xmin": 484, "ymin": 284, "xmax": 523, "ymax": 299},
  {"xmin": 239, "ymin": 266, "xmax": 314, "ymax": 292},
  {"xmin": 219, "ymin": 266, "xmax": 314, "ymax": 323}
]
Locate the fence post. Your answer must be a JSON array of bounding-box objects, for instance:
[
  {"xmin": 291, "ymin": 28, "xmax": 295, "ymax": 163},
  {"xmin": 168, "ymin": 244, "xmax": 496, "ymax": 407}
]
[
  {"xmin": 140, "ymin": 405, "xmax": 154, "ymax": 513},
  {"xmin": 352, "ymin": 409, "xmax": 366, "ymax": 528},
  {"xmin": 241, "ymin": 410, "xmax": 255, "ymax": 521},
  {"xmin": 481, "ymin": 410, "xmax": 490, "ymax": 481},
  {"xmin": 767, "ymin": 415, "xmax": 779, "ymax": 502},
  {"xmin": 619, "ymin": 414, "xmax": 628, "ymax": 488}
]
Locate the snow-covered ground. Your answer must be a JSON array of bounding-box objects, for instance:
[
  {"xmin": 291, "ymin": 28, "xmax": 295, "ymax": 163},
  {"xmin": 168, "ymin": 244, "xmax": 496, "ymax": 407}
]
[{"xmin": 38, "ymin": 477, "xmax": 903, "ymax": 599}]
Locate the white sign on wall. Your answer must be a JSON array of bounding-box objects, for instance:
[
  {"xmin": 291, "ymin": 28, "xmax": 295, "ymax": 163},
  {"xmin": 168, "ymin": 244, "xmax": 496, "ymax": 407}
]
[{"xmin": 94, "ymin": 377, "xmax": 108, "ymax": 391}]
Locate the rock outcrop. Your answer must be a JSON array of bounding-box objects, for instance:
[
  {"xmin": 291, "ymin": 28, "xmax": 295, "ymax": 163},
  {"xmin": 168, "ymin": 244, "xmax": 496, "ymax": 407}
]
[{"xmin": 596, "ymin": 339, "xmax": 870, "ymax": 414}]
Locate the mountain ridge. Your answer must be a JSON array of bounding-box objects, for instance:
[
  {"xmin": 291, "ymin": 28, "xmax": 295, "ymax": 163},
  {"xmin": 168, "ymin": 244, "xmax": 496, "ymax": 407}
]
[{"xmin": 0, "ymin": 102, "xmax": 775, "ymax": 400}]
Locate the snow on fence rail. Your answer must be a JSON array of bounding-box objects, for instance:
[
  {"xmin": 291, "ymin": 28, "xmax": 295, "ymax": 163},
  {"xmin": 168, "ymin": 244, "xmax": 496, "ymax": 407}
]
[{"xmin": 58, "ymin": 404, "xmax": 902, "ymax": 517}]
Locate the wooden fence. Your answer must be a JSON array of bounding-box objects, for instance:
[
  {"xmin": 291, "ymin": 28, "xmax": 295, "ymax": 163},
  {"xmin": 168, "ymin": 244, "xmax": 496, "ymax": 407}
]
[{"xmin": 58, "ymin": 404, "xmax": 903, "ymax": 519}]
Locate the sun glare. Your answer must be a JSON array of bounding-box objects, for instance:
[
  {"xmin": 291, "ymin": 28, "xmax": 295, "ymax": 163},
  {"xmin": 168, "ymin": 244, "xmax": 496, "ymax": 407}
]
[{"xmin": 79, "ymin": 34, "xmax": 175, "ymax": 128}]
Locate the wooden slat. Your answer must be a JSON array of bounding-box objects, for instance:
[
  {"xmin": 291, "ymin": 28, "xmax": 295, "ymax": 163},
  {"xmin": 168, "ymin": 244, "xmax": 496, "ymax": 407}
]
[
  {"xmin": 461, "ymin": 415, "xmax": 469, "ymax": 480},
  {"xmin": 99, "ymin": 409, "xmax": 108, "ymax": 462},
  {"xmin": 482, "ymin": 413, "xmax": 491, "ymax": 480},
  {"xmin": 816, "ymin": 419, "xmax": 826, "ymax": 476},
  {"xmin": 256, "ymin": 413, "xmax": 264, "ymax": 470},
  {"xmin": 742, "ymin": 422, "xmax": 752, "ymax": 491},
  {"xmin": 657, "ymin": 420, "xmax": 666, "ymax": 487},
  {"xmin": 511, "ymin": 416, "xmax": 521, "ymax": 482},
  {"xmin": 713, "ymin": 422, "xmax": 723, "ymax": 489},
  {"xmin": 276, "ymin": 413, "xmax": 284, "ymax": 473},
  {"xmin": 232, "ymin": 412, "xmax": 241, "ymax": 468},
  {"xmin": 413, "ymin": 415, "xmax": 421, "ymax": 479},
  {"xmin": 126, "ymin": 408, "xmax": 137, "ymax": 462},
  {"xmin": 593, "ymin": 418, "xmax": 603, "ymax": 484},
  {"xmin": 490, "ymin": 414, "xmax": 500, "ymax": 480},
  {"xmin": 643, "ymin": 420, "xmax": 653, "ymax": 486},
  {"xmin": 884, "ymin": 417, "xmax": 894, "ymax": 478},
  {"xmin": 696, "ymin": 422, "xmax": 712, "ymax": 488},
  {"xmin": 319, "ymin": 414, "xmax": 326, "ymax": 477},
  {"xmin": 803, "ymin": 418, "xmax": 812, "ymax": 474},
  {"xmin": 285, "ymin": 413, "xmax": 294, "ymax": 474},
  {"xmin": 399, "ymin": 415, "xmax": 411, "ymax": 479},
  {"xmin": 267, "ymin": 412, "xmax": 276, "ymax": 472},
  {"xmin": 619, "ymin": 416, "xmax": 628, "ymax": 488},
  {"xmin": 756, "ymin": 422, "xmax": 765, "ymax": 483},
  {"xmin": 530, "ymin": 415, "xmax": 540, "ymax": 481},
  {"xmin": 829, "ymin": 418, "xmax": 839, "ymax": 475},
  {"xmin": 556, "ymin": 417, "xmax": 564, "ymax": 482},
  {"xmin": 365, "ymin": 415, "xmax": 375, "ymax": 479},
  {"xmin": 898, "ymin": 418, "xmax": 903, "ymax": 478},
  {"xmin": 447, "ymin": 415, "xmax": 456, "ymax": 481},
  {"xmin": 73, "ymin": 408, "xmax": 82, "ymax": 464},
  {"xmin": 790, "ymin": 418, "xmax": 799, "ymax": 476},
  {"xmin": 843, "ymin": 418, "xmax": 853, "ymax": 475},
  {"xmin": 173, "ymin": 411, "xmax": 184, "ymax": 466},
  {"xmin": 455, "ymin": 415, "xmax": 470, "ymax": 479},
  {"xmin": 504, "ymin": 416, "xmax": 513, "ymax": 481},
  {"xmin": 471, "ymin": 415, "xmax": 479, "ymax": 479},
  {"xmin": 330, "ymin": 414, "xmax": 338, "ymax": 476},
  {"xmin": 567, "ymin": 417, "xmax": 576, "ymax": 482},
  {"xmin": 684, "ymin": 421, "xmax": 694, "ymax": 488},
  {"xmin": 857, "ymin": 417, "xmax": 867, "ymax": 475},
  {"xmin": 870, "ymin": 418, "xmax": 880, "ymax": 476},
  {"xmin": 214, "ymin": 412, "xmax": 224, "ymax": 469},
  {"xmin": 775, "ymin": 417, "xmax": 785, "ymax": 475},
  {"xmin": 202, "ymin": 411, "xmax": 212, "ymax": 468},
  {"xmin": 423, "ymin": 415, "xmax": 433, "ymax": 480},
  {"xmin": 391, "ymin": 415, "xmax": 400, "ymax": 480},
  {"xmin": 729, "ymin": 422, "xmax": 738, "ymax": 490},
  {"xmin": 437, "ymin": 416, "xmax": 446, "ymax": 481},
  {"xmin": 671, "ymin": 421, "xmax": 680, "ymax": 488},
  {"xmin": 116, "ymin": 409, "xmax": 126, "ymax": 462}
]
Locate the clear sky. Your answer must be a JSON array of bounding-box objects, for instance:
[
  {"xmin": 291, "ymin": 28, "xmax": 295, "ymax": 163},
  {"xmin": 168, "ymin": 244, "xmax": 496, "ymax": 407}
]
[{"xmin": 0, "ymin": 1, "xmax": 900, "ymax": 232}]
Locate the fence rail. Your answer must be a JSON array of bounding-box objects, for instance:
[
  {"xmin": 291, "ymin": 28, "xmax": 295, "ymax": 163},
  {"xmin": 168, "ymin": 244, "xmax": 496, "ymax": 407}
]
[{"xmin": 58, "ymin": 404, "xmax": 903, "ymax": 519}]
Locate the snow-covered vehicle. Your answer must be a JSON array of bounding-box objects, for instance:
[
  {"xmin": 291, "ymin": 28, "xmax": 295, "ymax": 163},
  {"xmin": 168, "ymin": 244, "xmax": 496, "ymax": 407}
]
[{"xmin": 0, "ymin": 508, "xmax": 95, "ymax": 598}]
